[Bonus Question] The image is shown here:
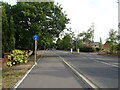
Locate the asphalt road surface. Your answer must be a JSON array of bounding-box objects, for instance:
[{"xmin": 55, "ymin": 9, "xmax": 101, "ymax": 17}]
[
  {"xmin": 54, "ymin": 50, "xmax": 119, "ymax": 88},
  {"xmin": 17, "ymin": 50, "xmax": 119, "ymax": 88},
  {"xmin": 17, "ymin": 51, "xmax": 87, "ymax": 88}
]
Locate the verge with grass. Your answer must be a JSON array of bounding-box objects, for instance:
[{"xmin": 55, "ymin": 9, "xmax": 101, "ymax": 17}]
[{"xmin": 2, "ymin": 55, "xmax": 41, "ymax": 89}]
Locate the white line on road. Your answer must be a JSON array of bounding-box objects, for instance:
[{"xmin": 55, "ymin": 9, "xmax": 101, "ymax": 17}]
[
  {"xmin": 89, "ymin": 58, "xmax": 118, "ymax": 68},
  {"xmin": 58, "ymin": 55, "xmax": 100, "ymax": 89},
  {"xmin": 94, "ymin": 60, "xmax": 118, "ymax": 68}
]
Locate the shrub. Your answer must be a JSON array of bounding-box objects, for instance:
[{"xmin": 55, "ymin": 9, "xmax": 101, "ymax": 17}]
[
  {"xmin": 95, "ymin": 48, "xmax": 100, "ymax": 52},
  {"xmin": 79, "ymin": 45, "xmax": 95, "ymax": 52},
  {"xmin": 7, "ymin": 50, "xmax": 28, "ymax": 67},
  {"xmin": 116, "ymin": 43, "xmax": 120, "ymax": 51}
]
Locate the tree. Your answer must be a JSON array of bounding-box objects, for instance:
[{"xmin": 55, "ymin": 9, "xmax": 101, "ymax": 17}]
[
  {"xmin": 2, "ymin": 2, "xmax": 15, "ymax": 55},
  {"xmin": 56, "ymin": 38, "xmax": 63, "ymax": 50},
  {"xmin": 2, "ymin": 7, "xmax": 9, "ymax": 54},
  {"xmin": 99, "ymin": 37, "xmax": 103, "ymax": 51},
  {"xmin": 62, "ymin": 34, "xmax": 73, "ymax": 50},
  {"xmin": 56, "ymin": 34, "xmax": 73, "ymax": 50},
  {"xmin": 78, "ymin": 28, "xmax": 94, "ymax": 45},
  {"xmin": 106, "ymin": 29, "xmax": 117, "ymax": 53},
  {"xmin": 8, "ymin": 16, "xmax": 15, "ymax": 51},
  {"xmin": 10, "ymin": 2, "xmax": 70, "ymax": 50}
]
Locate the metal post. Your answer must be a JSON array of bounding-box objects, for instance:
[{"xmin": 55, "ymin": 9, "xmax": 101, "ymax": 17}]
[
  {"xmin": 118, "ymin": 0, "xmax": 120, "ymax": 43},
  {"xmin": 35, "ymin": 40, "xmax": 37, "ymax": 64}
]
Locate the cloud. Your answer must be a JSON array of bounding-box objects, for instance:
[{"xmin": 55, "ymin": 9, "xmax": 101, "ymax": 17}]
[
  {"xmin": 55, "ymin": 0, "xmax": 118, "ymax": 43},
  {"xmin": 2, "ymin": 0, "xmax": 118, "ymax": 43}
]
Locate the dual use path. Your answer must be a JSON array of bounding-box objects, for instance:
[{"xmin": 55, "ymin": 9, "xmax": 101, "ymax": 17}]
[{"xmin": 17, "ymin": 50, "xmax": 86, "ymax": 88}]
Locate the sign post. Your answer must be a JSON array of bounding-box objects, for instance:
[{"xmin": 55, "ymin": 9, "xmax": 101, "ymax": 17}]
[{"xmin": 33, "ymin": 35, "xmax": 38, "ymax": 65}]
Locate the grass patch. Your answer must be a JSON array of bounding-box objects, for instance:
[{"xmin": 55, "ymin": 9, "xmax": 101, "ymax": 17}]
[
  {"xmin": 98, "ymin": 52, "xmax": 119, "ymax": 57},
  {"xmin": 2, "ymin": 54, "xmax": 41, "ymax": 89},
  {"xmin": 2, "ymin": 61, "xmax": 34, "ymax": 88}
]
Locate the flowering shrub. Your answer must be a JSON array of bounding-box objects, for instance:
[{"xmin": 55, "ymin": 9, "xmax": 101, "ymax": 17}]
[{"xmin": 7, "ymin": 50, "xmax": 28, "ymax": 67}]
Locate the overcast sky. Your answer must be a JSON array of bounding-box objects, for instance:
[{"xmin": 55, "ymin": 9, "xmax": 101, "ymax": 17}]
[{"xmin": 2, "ymin": 0, "xmax": 118, "ymax": 43}]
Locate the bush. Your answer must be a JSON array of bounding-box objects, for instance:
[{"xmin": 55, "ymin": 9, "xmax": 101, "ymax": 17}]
[
  {"xmin": 95, "ymin": 48, "xmax": 100, "ymax": 52},
  {"xmin": 79, "ymin": 45, "xmax": 95, "ymax": 52},
  {"xmin": 7, "ymin": 50, "xmax": 28, "ymax": 67},
  {"xmin": 116, "ymin": 43, "xmax": 120, "ymax": 51}
]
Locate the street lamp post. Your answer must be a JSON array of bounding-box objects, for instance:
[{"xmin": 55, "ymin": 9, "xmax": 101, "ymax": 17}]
[
  {"xmin": 91, "ymin": 23, "xmax": 94, "ymax": 43},
  {"xmin": 118, "ymin": 0, "xmax": 120, "ymax": 43}
]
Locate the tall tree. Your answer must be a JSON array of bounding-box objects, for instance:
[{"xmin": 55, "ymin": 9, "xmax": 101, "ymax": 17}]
[
  {"xmin": 99, "ymin": 37, "xmax": 103, "ymax": 51},
  {"xmin": 56, "ymin": 34, "xmax": 72, "ymax": 50},
  {"xmin": 106, "ymin": 29, "xmax": 117, "ymax": 53},
  {"xmin": 78, "ymin": 28, "xmax": 94, "ymax": 45},
  {"xmin": 0, "ymin": 8, "xmax": 2, "ymax": 57},
  {"xmin": 2, "ymin": 7, "xmax": 9, "ymax": 54},
  {"xmin": 8, "ymin": 16, "xmax": 15, "ymax": 51},
  {"xmin": 2, "ymin": 2, "xmax": 16, "ymax": 55},
  {"xmin": 10, "ymin": 2, "xmax": 69, "ymax": 50}
]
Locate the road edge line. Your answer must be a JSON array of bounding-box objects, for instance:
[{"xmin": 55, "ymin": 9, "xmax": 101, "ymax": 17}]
[
  {"xmin": 12, "ymin": 63, "xmax": 36, "ymax": 89},
  {"xmin": 58, "ymin": 55, "xmax": 100, "ymax": 89}
]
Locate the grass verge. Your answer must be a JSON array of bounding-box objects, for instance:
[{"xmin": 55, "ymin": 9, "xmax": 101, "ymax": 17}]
[{"xmin": 2, "ymin": 55, "xmax": 41, "ymax": 89}]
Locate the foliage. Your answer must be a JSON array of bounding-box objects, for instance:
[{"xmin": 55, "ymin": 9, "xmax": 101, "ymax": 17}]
[
  {"xmin": 2, "ymin": 2, "xmax": 70, "ymax": 55},
  {"xmin": 78, "ymin": 27, "xmax": 94, "ymax": 45},
  {"xmin": 2, "ymin": 7, "xmax": 9, "ymax": 54},
  {"xmin": 79, "ymin": 45, "xmax": 95, "ymax": 52},
  {"xmin": 7, "ymin": 50, "xmax": 28, "ymax": 67},
  {"xmin": 73, "ymin": 38, "xmax": 82, "ymax": 50},
  {"xmin": 2, "ymin": 2, "xmax": 15, "ymax": 55},
  {"xmin": 10, "ymin": 2, "xmax": 69, "ymax": 50},
  {"xmin": 56, "ymin": 34, "xmax": 73, "ymax": 50},
  {"xmin": 106, "ymin": 29, "xmax": 117, "ymax": 53},
  {"xmin": 95, "ymin": 48, "xmax": 101, "ymax": 52},
  {"xmin": 99, "ymin": 37, "xmax": 103, "ymax": 51},
  {"xmin": 116, "ymin": 43, "xmax": 120, "ymax": 51}
]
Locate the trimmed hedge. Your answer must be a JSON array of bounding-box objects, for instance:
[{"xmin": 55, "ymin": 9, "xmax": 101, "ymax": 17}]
[{"xmin": 7, "ymin": 50, "xmax": 28, "ymax": 67}]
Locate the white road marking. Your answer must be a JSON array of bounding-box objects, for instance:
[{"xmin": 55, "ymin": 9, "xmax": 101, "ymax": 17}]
[
  {"xmin": 58, "ymin": 55, "xmax": 100, "ymax": 89},
  {"xmin": 94, "ymin": 60, "xmax": 118, "ymax": 68},
  {"xmin": 89, "ymin": 58, "xmax": 118, "ymax": 68}
]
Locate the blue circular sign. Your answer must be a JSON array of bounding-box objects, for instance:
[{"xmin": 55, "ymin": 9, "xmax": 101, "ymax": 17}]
[
  {"xmin": 33, "ymin": 35, "xmax": 38, "ymax": 40},
  {"xmin": 75, "ymin": 40, "xmax": 78, "ymax": 43}
]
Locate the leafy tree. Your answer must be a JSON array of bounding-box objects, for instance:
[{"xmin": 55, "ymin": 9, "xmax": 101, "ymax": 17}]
[
  {"xmin": 2, "ymin": 2, "xmax": 15, "ymax": 55},
  {"xmin": 56, "ymin": 34, "xmax": 73, "ymax": 50},
  {"xmin": 8, "ymin": 16, "xmax": 15, "ymax": 51},
  {"xmin": 106, "ymin": 29, "xmax": 117, "ymax": 53},
  {"xmin": 56, "ymin": 38, "xmax": 63, "ymax": 50},
  {"xmin": 62, "ymin": 34, "xmax": 73, "ymax": 50},
  {"xmin": 2, "ymin": 7, "xmax": 9, "ymax": 54},
  {"xmin": 0, "ymin": 7, "xmax": 2, "ymax": 57},
  {"xmin": 38, "ymin": 35, "xmax": 54, "ymax": 50},
  {"xmin": 73, "ymin": 37, "xmax": 82, "ymax": 50},
  {"xmin": 78, "ymin": 28, "xmax": 94, "ymax": 45},
  {"xmin": 9, "ymin": 2, "xmax": 69, "ymax": 50},
  {"xmin": 99, "ymin": 37, "xmax": 103, "ymax": 51}
]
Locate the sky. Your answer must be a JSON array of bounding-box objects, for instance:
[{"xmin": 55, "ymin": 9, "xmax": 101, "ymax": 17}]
[{"xmin": 2, "ymin": 0, "xmax": 118, "ymax": 43}]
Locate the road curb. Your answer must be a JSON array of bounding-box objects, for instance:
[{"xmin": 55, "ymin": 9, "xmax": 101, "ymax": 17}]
[
  {"xmin": 58, "ymin": 55, "xmax": 101, "ymax": 90},
  {"xmin": 12, "ymin": 63, "xmax": 36, "ymax": 90},
  {"xmin": 12, "ymin": 55, "xmax": 43, "ymax": 89}
]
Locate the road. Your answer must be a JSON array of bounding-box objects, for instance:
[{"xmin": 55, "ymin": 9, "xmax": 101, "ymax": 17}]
[
  {"xmin": 16, "ymin": 50, "xmax": 119, "ymax": 89},
  {"xmin": 55, "ymin": 50, "xmax": 119, "ymax": 88}
]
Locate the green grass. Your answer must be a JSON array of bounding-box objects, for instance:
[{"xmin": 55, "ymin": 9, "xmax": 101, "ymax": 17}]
[
  {"xmin": 2, "ymin": 54, "xmax": 42, "ymax": 89},
  {"xmin": 2, "ymin": 61, "xmax": 34, "ymax": 88}
]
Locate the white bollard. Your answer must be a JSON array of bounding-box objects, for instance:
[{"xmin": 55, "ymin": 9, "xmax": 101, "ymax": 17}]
[{"xmin": 71, "ymin": 48, "xmax": 73, "ymax": 53}]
